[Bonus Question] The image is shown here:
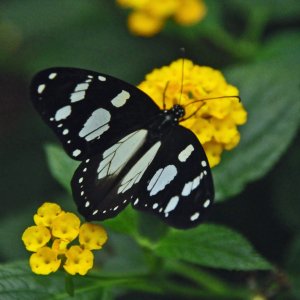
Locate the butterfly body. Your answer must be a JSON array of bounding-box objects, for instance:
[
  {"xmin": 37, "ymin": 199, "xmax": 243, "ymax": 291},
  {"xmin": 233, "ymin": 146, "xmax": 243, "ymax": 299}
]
[{"xmin": 31, "ymin": 67, "xmax": 214, "ymax": 229}]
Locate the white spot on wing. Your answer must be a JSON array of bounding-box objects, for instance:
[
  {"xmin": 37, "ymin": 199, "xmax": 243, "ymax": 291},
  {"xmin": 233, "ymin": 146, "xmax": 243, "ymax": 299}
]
[
  {"xmin": 178, "ymin": 144, "xmax": 194, "ymax": 162},
  {"xmin": 203, "ymin": 199, "xmax": 210, "ymax": 208},
  {"xmin": 54, "ymin": 105, "xmax": 72, "ymax": 121},
  {"xmin": 73, "ymin": 149, "xmax": 81, "ymax": 157},
  {"xmin": 190, "ymin": 212, "xmax": 200, "ymax": 221},
  {"xmin": 147, "ymin": 165, "xmax": 177, "ymax": 196},
  {"xmin": 75, "ymin": 83, "xmax": 89, "ymax": 92},
  {"xmin": 134, "ymin": 198, "xmax": 139, "ymax": 205},
  {"xmin": 78, "ymin": 177, "xmax": 83, "ymax": 183},
  {"xmin": 97, "ymin": 130, "xmax": 147, "ymax": 179},
  {"xmin": 182, "ymin": 175, "xmax": 201, "ymax": 196},
  {"xmin": 181, "ymin": 181, "xmax": 193, "ymax": 196},
  {"xmin": 92, "ymin": 210, "xmax": 98, "ymax": 215},
  {"xmin": 111, "ymin": 90, "xmax": 130, "ymax": 108},
  {"xmin": 201, "ymin": 160, "xmax": 207, "ymax": 167},
  {"xmin": 147, "ymin": 169, "xmax": 162, "ymax": 191},
  {"xmin": 79, "ymin": 108, "xmax": 111, "ymax": 141},
  {"xmin": 37, "ymin": 84, "xmax": 46, "ymax": 94},
  {"xmin": 118, "ymin": 141, "xmax": 161, "ymax": 194},
  {"xmin": 164, "ymin": 196, "xmax": 179, "ymax": 214},
  {"xmin": 192, "ymin": 175, "xmax": 200, "ymax": 190},
  {"xmin": 62, "ymin": 129, "xmax": 69, "ymax": 135},
  {"xmin": 152, "ymin": 203, "xmax": 159, "ymax": 209},
  {"xmin": 48, "ymin": 73, "xmax": 57, "ymax": 79},
  {"xmin": 85, "ymin": 201, "xmax": 90, "ymax": 207},
  {"xmin": 98, "ymin": 75, "xmax": 106, "ymax": 81},
  {"xmin": 70, "ymin": 90, "xmax": 85, "ymax": 103}
]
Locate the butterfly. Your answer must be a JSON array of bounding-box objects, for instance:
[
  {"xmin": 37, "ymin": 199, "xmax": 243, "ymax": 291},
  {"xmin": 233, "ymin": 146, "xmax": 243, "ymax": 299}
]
[{"xmin": 30, "ymin": 67, "xmax": 214, "ymax": 229}]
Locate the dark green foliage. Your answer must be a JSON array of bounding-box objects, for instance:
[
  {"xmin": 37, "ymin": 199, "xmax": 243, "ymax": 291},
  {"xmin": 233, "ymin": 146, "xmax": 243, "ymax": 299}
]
[{"xmin": 0, "ymin": 0, "xmax": 299, "ymax": 299}]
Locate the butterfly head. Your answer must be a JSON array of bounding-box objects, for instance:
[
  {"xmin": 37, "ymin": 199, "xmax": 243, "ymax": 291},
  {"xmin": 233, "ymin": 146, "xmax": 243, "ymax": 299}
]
[{"xmin": 164, "ymin": 104, "xmax": 185, "ymax": 123}]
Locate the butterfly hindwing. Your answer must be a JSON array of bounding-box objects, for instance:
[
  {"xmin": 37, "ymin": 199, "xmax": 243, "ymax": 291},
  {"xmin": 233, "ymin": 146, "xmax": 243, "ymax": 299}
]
[
  {"xmin": 30, "ymin": 67, "xmax": 160, "ymax": 160},
  {"xmin": 131, "ymin": 126, "xmax": 214, "ymax": 229}
]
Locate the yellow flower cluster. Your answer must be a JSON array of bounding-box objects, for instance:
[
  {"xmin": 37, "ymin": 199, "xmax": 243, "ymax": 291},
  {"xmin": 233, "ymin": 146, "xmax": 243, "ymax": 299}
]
[
  {"xmin": 22, "ymin": 202, "xmax": 108, "ymax": 275},
  {"xmin": 138, "ymin": 59, "xmax": 247, "ymax": 167},
  {"xmin": 116, "ymin": 0, "xmax": 206, "ymax": 37}
]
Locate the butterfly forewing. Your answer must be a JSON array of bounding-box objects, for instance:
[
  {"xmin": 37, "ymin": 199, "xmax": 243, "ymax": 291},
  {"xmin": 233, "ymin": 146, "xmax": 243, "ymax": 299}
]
[{"xmin": 30, "ymin": 68, "xmax": 160, "ymax": 160}]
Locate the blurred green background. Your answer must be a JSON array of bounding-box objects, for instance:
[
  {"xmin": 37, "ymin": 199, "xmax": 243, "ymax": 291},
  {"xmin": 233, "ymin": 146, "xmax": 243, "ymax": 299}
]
[{"xmin": 0, "ymin": 0, "xmax": 299, "ymax": 299}]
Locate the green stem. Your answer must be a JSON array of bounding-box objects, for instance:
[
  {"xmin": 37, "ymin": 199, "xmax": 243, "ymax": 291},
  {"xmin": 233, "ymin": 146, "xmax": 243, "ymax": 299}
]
[
  {"xmin": 64, "ymin": 274, "xmax": 74, "ymax": 297},
  {"xmin": 201, "ymin": 26, "xmax": 258, "ymax": 60},
  {"xmin": 55, "ymin": 276, "xmax": 164, "ymax": 299},
  {"xmin": 243, "ymin": 6, "xmax": 269, "ymax": 43},
  {"xmin": 165, "ymin": 260, "xmax": 251, "ymax": 299}
]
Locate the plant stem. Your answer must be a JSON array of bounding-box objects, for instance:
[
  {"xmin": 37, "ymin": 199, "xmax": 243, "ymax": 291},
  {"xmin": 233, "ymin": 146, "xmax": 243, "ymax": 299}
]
[{"xmin": 164, "ymin": 260, "xmax": 251, "ymax": 299}]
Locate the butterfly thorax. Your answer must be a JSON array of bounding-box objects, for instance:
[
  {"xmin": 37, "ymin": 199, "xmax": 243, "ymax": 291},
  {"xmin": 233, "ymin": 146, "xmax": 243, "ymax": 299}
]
[{"xmin": 148, "ymin": 104, "xmax": 185, "ymax": 138}]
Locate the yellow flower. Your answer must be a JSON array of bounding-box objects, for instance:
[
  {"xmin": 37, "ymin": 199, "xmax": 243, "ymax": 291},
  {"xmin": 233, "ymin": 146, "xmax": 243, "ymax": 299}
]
[
  {"xmin": 51, "ymin": 212, "xmax": 81, "ymax": 242},
  {"xmin": 128, "ymin": 11, "xmax": 163, "ymax": 37},
  {"xmin": 52, "ymin": 238, "xmax": 69, "ymax": 254},
  {"xmin": 63, "ymin": 246, "xmax": 94, "ymax": 275},
  {"xmin": 79, "ymin": 223, "xmax": 108, "ymax": 250},
  {"xmin": 117, "ymin": 0, "xmax": 207, "ymax": 37},
  {"xmin": 29, "ymin": 247, "xmax": 61, "ymax": 275},
  {"xmin": 33, "ymin": 202, "xmax": 64, "ymax": 227},
  {"xmin": 22, "ymin": 225, "xmax": 51, "ymax": 252},
  {"xmin": 174, "ymin": 0, "xmax": 207, "ymax": 25},
  {"xmin": 22, "ymin": 202, "xmax": 108, "ymax": 276},
  {"xmin": 138, "ymin": 59, "xmax": 247, "ymax": 167}
]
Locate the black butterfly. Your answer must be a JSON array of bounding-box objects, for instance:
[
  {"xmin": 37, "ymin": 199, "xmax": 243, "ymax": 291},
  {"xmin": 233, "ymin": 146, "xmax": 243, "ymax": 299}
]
[{"xmin": 30, "ymin": 67, "xmax": 214, "ymax": 229}]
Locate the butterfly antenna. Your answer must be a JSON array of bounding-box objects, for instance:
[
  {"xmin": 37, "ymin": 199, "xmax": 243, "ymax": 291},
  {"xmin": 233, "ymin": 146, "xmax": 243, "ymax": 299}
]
[
  {"xmin": 178, "ymin": 47, "xmax": 185, "ymax": 105},
  {"xmin": 162, "ymin": 81, "xmax": 170, "ymax": 110},
  {"xmin": 181, "ymin": 95, "xmax": 241, "ymax": 121}
]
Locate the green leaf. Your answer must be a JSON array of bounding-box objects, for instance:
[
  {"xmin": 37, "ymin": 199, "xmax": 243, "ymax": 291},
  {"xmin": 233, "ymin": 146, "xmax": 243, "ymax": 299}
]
[
  {"xmin": 45, "ymin": 144, "xmax": 79, "ymax": 193},
  {"xmin": 155, "ymin": 224, "xmax": 272, "ymax": 270},
  {"xmin": 285, "ymin": 235, "xmax": 300, "ymax": 299},
  {"xmin": 228, "ymin": 0, "xmax": 300, "ymax": 23},
  {"xmin": 214, "ymin": 56, "xmax": 300, "ymax": 200},
  {"xmin": 256, "ymin": 31, "xmax": 300, "ymax": 64},
  {"xmin": 100, "ymin": 232, "xmax": 149, "ymax": 277},
  {"xmin": 0, "ymin": 1, "xmax": 100, "ymax": 38},
  {"xmin": 103, "ymin": 206, "xmax": 139, "ymax": 237},
  {"xmin": 0, "ymin": 261, "xmax": 122, "ymax": 299},
  {"xmin": 272, "ymin": 136, "xmax": 300, "ymax": 231},
  {"xmin": 0, "ymin": 261, "xmax": 66, "ymax": 299}
]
